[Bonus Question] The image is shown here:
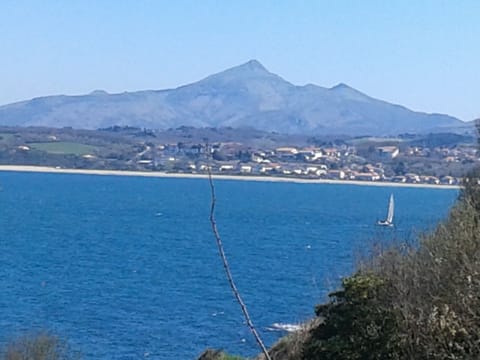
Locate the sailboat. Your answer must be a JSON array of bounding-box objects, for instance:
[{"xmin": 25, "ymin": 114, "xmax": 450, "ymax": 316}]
[{"xmin": 377, "ymin": 194, "xmax": 394, "ymax": 227}]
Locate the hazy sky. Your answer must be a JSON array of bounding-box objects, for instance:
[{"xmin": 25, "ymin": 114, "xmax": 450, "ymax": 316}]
[{"xmin": 1, "ymin": 0, "xmax": 478, "ymax": 120}]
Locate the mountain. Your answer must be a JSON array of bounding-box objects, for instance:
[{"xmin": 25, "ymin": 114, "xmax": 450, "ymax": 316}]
[{"xmin": 0, "ymin": 60, "xmax": 470, "ymax": 136}]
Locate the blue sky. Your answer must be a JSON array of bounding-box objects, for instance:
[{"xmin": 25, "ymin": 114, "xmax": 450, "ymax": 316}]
[{"xmin": 0, "ymin": 0, "xmax": 478, "ymax": 120}]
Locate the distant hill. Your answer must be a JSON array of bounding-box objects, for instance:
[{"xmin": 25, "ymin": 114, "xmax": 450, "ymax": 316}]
[{"xmin": 0, "ymin": 60, "xmax": 471, "ymax": 136}]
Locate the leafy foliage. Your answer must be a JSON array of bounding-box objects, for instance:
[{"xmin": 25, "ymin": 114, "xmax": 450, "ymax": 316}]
[
  {"xmin": 303, "ymin": 174, "xmax": 480, "ymax": 359},
  {"xmin": 1, "ymin": 332, "xmax": 79, "ymax": 360},
  {"xmin": 303, "ymin": 274, "xmax": 400, "ymax": 360}
]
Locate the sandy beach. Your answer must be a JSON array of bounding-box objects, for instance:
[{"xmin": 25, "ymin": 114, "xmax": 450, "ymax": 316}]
[{"xmin": 0, "ymin": 165, "xmax": 461, "ymax": 189}]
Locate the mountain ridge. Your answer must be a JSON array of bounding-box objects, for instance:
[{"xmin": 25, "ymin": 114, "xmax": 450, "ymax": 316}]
[{"xmin": 0, "ymin": 60, "xmax": 470, "ymax": 136}]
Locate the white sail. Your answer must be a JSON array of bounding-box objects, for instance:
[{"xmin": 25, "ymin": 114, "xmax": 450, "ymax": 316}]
[
  {"xmin": 386, "ymin": 194, "xmax": 394, "ymax": 223},
  {"xmin": 377, "ymin": 194, "xmax": 394, "ymax": 226}
]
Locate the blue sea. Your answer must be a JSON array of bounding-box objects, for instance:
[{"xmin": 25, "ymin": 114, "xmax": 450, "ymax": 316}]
[{"xmin": 0, "ymin": 172, "xmax": 458, "ymax": 359}]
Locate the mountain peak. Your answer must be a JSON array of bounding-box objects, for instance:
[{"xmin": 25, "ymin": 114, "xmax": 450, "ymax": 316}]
[
  {"xmin": 329, "ymin": 82, "xmax": 370, "ymax": 101},
  {"xmin": 223, "ymin": 59, "xmax": 270, "ymax": 76},
  {"xmin": 331, "ymin": 83, "xmax": 353, "ymax": 91},
  {"xmin": 199, "ymin": 59, "xmax": 287, "ymax": 85},
  {"xmin": 240, "ymin": 59, "xmax": 267, "ymax": 71}
]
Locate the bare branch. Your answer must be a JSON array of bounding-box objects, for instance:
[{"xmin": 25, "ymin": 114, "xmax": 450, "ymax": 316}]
[{"xmin": 206, "ymin": 146, "xmax": 272, "ymax": 360}]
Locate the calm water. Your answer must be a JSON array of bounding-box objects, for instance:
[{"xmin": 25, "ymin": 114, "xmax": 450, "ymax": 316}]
[{"xmin": 0, "ymin": 172, "xmax": 458, "ymax": 359}]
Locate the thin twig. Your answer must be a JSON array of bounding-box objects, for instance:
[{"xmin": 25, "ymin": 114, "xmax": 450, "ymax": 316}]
[{"xmin": 206, "ymin": 158, "xmax": 272, "ymax": 360}]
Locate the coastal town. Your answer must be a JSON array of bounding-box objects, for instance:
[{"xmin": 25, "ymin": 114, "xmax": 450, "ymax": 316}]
[
  {"xmin": 0, "ymin": 126, "xmax": 476, "ymax": 186},
  {"xmin": 138, "ymin": 140, "xmax": 476, "ymax": 186}
]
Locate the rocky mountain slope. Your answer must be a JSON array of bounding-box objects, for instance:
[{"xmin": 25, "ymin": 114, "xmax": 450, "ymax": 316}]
[{"xmin": 0, "ymin": 60, "xmax": 469, "ymax": 136}]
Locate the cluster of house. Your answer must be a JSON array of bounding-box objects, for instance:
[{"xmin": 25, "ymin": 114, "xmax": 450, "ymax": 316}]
[{"xmin": 140, "ymin": 142, "xmax": 477, "ymax": 186}]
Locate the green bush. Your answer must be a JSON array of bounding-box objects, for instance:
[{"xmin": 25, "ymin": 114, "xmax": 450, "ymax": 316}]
[
  {"xmin": 1, "ymin": 332, "xmax": 79, "ymax": 360},
  {"xmin": 303, "ymin": 274, "xmax": 401, "ymax": 360}
]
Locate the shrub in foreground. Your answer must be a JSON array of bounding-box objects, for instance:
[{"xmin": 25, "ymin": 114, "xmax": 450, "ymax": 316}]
[
  {"xmin": 303, "ymin": 178, "xmax": 480, "ymax": 359},
  {"xmin": 303, "ymin": 274, "xmax": 401, "ymax": 360},
  {"xmin": 1, "ymin": 332, "xmax": 78, "ymax": 360}
]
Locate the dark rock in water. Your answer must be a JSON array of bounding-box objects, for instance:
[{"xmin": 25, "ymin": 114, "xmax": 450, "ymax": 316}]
[{"xmin": 197, "ymin": 349, "xmax": 230, "ymax": 360}]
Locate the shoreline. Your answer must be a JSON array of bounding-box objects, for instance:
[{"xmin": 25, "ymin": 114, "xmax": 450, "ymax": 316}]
[{"xmin": 0, "ymin": 165, "xmax": 461, "ymax": 190}]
